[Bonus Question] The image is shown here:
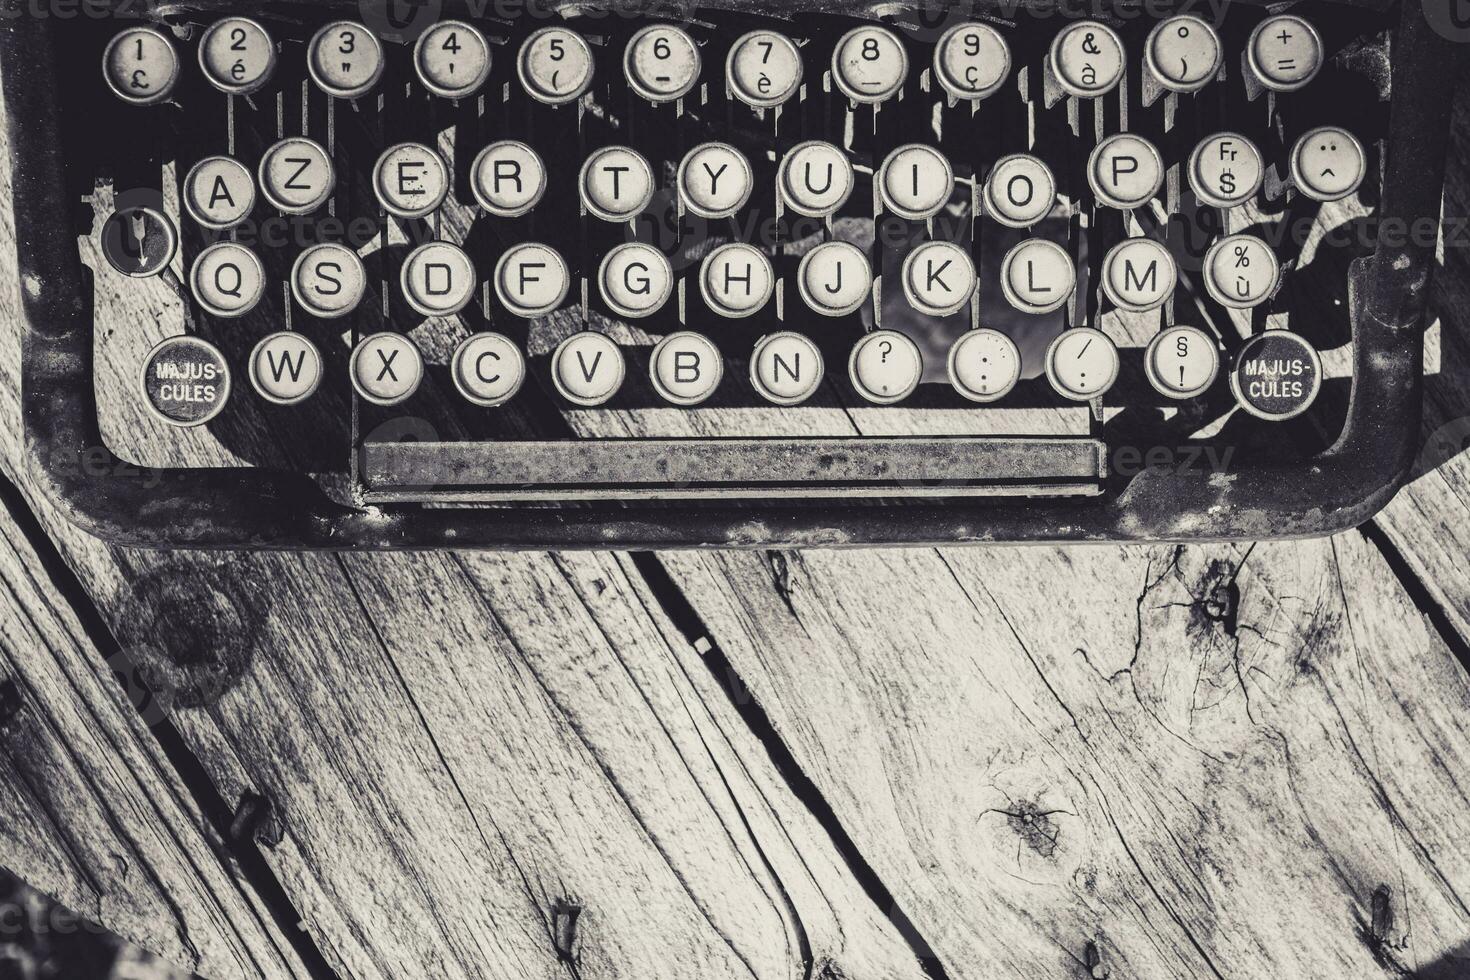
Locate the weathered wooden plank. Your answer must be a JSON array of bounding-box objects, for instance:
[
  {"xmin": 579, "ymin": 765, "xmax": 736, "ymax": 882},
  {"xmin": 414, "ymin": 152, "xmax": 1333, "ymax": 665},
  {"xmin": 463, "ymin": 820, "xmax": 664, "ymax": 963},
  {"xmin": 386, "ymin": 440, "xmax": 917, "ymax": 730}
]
[{"xmin": 0, "ymin": 493, "xmax": 310, "ymax": 980}]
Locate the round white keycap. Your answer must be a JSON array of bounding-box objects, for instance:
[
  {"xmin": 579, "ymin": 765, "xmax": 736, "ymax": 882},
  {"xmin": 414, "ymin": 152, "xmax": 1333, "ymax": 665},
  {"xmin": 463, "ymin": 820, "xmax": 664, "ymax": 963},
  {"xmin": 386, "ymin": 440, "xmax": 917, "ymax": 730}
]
[
  {"xmin": 1145, "ymin": 15, "xmax": 1221, "ymax": 94},
  {"xmin": 1046, "ymin": 327, "xmax": 1119, "ymax": 400},
  {"xmin": 374, "ymin": 143, "xmax": 449, "ymax": 219},
  {"xmin": 678, "ymin": 143, "xmax": 753, "ymax": 219},
  {"xmin": 625, "ymin": 25, "xmax": 700, "ymax": 103},
  {"xmin": 401, "ymin": 241, "xmax": 477, "ymax": 317},
  {"xmin": 199, "ymin": 17, "xmax": 276, "ymax": 96},
  {"xmin": 1001, "ymin": 239, "xmax": 1075, "ymax": 315},
  {"xmin": 552, "ymin": 332, "xmax": 626, "ymax": 406},
  {"xmin": 183, "ymin": 156, "xmax": 255, "ymax": 229},
  {"xmin": 1248, "ymin": 15, "xmax": 1323, "ymax": 92},
  {"xmin": 727, "ymin": 30, "xmax": 803, "ymax": 108},
  {"xmin": 902, "ymin": 240, "xmax": 975, "ymax": 317},
  {"xmin": 103, "ymin": 27, "xmax": 179, "ymax": 105},
  {"xmin": 1189, "ymin": 133, "xmax": 1264, "ymax": 209},
  {"xmin": 1146, "ymin": 325, "xmax": 1219, "ymax": 400},
  {"xmin": 879, "ymin": 144, "xmax": 954, "ymax": 221},
  {"xmin": 140, "ymin": 336, "xmax": 230, "ymax": 427},
  {"xmin": 451, "ymin": 332, "xmax": 525, "ymax": 407},
  {"xmin": 190, "ymin": 242, "xmax": 265, "ymax": 317},
  {"xmin": 984, "ymin": 154, "xmax": 1057, "ymax": 228},
  {"xmin": 779, "ymin": 141, "xmax": 854, "ymax": 218},
  {"xmin": 495, "ymin": 243, "xmax": 569, "ymax": 318},
  {"xmin": 249, "ymin": 332, "xmax": 323, "ymax": 405},
  {"xmin": 650, "ymin": 332, "xmax": 724, "ymax": 406},
  {"xmin": 849, "ymin": 330, "xmax": 922, "ymax": 405},
  {"xmin": 798, "ymin": 241, "xmax": 871, "ymax": 317},
  {"xmin": 309, "ymin": 21, "xmax": 384, "ymax": 99},
  {"xmin": 1089, "ymin": 134, "xmax": 1164, "ymax": 210},
  {"xmin": 1101, "ymin": 237, "xmax": 1176, "ymax": 313},
  {"xmin": 701, "ymin": 243, "xmax": 773, "ymax": 318},
  {"xmin": 472, "ymin": 141, "xmax": 546, "ymax": 217},
  {"xmin": 581, "ymin": 146, "xmax": 655, "ymax": 221},
  {"xmin": 750, "ymin": 332, "xmax": 824, "ymax": 406},
  {"xmin": 933, "ymin": 22, "xmax": 1010, "ymax": 102},
  {"xmin": 599, "ymin": 243, "xmax": 673, "ymax": 318},
  {"xmin": 831, "ymin": 25, "xmax": 908, "ymax": 104},
  {"xmin": 1050, "ymin": 21, "xmax": 1124, "ymax": 98},
  {"xmin": 291, "ymin": 242, "xmax": 366, "ymax": 319},
  {"xmin": 415, "ymin": 21, "xmax": 490, "ymax": 98},
  {"xmin": 948, "ymin": 328, "xmax": 1021, "ymax": 403},
  {"xmin": 1204, "ymin": 234, "xmax": 1279, "ymax": 309},
  {"xmin": 351, "ymin": 333, "xmax": 423, "ymax": 405},
  {"xmin": 259, "ymin": 138, "xmax": 335, "ymax": 215},
  {"xmin": 519, "ymin": 27, "xmax": 594, "ymax": 105},
  {"xmin": 1291, "ymin": 127, "xmax": 1367, "ymax": 203}
]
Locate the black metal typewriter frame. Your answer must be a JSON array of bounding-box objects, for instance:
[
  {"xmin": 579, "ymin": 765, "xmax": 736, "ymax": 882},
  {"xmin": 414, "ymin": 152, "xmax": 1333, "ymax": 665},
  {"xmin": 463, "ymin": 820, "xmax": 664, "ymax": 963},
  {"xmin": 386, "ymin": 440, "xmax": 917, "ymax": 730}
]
[{"xmin": 1, "ymin": 0, "xmax": 1459, "ymax": 549}]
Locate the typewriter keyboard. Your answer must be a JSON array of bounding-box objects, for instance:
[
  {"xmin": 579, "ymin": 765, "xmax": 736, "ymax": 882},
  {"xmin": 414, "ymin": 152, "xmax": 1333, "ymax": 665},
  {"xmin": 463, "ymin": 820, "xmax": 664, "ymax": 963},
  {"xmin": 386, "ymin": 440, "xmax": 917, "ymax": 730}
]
[{"xmin": 75, "ymin": 1, "xmax": 1394, "ymax": 501}]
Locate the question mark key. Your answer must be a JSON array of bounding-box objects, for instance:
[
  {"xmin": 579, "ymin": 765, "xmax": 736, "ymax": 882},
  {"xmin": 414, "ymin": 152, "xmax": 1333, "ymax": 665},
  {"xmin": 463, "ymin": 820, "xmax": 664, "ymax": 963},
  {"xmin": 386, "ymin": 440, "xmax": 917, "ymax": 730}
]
[{"xmin": 849, "ymin": 330, "xmax": 923, "ymax": 405}]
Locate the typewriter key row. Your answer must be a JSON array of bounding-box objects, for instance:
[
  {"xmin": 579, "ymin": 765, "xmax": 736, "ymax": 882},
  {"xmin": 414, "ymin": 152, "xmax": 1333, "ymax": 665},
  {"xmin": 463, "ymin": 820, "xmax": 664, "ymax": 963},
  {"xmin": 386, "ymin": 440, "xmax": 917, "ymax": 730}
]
[{"xmin": 103, "ymin": 11, "xmax": 1325, "ymax": 108}]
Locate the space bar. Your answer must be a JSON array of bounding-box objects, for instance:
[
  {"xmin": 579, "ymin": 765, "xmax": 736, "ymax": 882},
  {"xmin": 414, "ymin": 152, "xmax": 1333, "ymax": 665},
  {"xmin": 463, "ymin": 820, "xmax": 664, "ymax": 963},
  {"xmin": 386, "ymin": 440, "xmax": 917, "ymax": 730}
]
[{"xmin": 361, "ymin": 438, "xmax": 1108, "ymax": 501}]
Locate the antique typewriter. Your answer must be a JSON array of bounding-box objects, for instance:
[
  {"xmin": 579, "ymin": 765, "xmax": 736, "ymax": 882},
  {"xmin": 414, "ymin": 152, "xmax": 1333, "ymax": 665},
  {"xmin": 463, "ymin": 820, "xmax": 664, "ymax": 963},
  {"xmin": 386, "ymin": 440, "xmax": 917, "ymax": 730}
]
[{"xmin": 0, "ymin": 0, "xmax": 1458, "ymax": 548}]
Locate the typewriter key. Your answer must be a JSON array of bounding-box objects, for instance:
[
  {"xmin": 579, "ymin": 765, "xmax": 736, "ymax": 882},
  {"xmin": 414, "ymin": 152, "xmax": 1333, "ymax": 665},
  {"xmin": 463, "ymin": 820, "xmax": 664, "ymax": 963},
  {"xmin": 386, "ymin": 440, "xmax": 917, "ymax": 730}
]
[
  {"xmin": 948, "ymin": 329, "xmax": 1021, "ymax": 403},
  {"xmin": 373, "ymin": 143, "xmax": 449, "ymax": 219},
  {"xmin": 650, "ymin": 332, "xmax": 724, "ymax": 406},
  {"xmin": 797, "ymin": 241, "xmax": 871, "ymax": 317},
  {"xmin": 1100, "ymin": 238, "xmax": 1176, "ymax": 313},
  {"xmin": 183, "ymin": 156, "xmax": 255, "ymax": 230},
  {"xmin": 519, "ymin": 27, "xmax": 594, "ymax": 105},
  {"xmin": 308, "ymin": 21, "xmax": 384, "ymax": 100},
  {"xmin": 1088, "ymin": 134, "xmax": 1164, "ymax": 210},
  {"xmin": 879, "ymin": 145, "xmax": 954, "ymax": 221},
  {"xmin": 415, "ymin": 21, "xmax": 491, "ymax": 99},
  {"xmin": 451, "ymin": 333, "xmax": 525, "ymax": 407},
  {"xmin": 350, "ymin": 333, "xmax": 423, "ymax": 406},
  {"xmin": 581, "ymin": 146, "xmax": 655, "ymax": 222},
  {"xmin": 401, "ymin": 242, "xmax": 477, "ymax": 318},
  {"xmin": 677, "ymin": 143, "xmax": 753, "ymax": 219},
  {"xmin": 259, "ymin": 138, "xmax": 335, "ymax": 215},
  {"xmin": 700, "ymin": 243, "xmax": 774, "ymax": 318},
  {"xmin": 1189, "ymin": 133, "xmax": 1264, "ymax": 210},
  {"xmin": 198, "ymin": 17, "xmax": 276, "ymax": 96},
  {"xmin": 141, "ymin": 336, "xmax": 231, "ymax": 427},
  {"xmin": 290, "ymin": 243, "xmax": 366, "ymax": 319},
  {"xmin": 1248, "ymin": 15, "xmax": 1322, "ymax": 93},
  {"xmin": 599, "ymin": 243, "xmax": 673, "ymax": 319},
  {"xmin": 1230, "ymin": 330, "xmax": 1322, "ymax": 421},
  {"xmin": 103, "ymin": 27, "xmax": 179, "ymax": 106},
  {"xmin": 1045, "ymin": 327, "xmax": 1119, "ymax": 401},
  {"xmin": 1145, "ymin": 15, "xmax": 1222, "ymax": 94},
  {"xmin": 494, "ymin": 243, "xmax": 570, "ymax": 318},
  {"xmin": 1050, "ymin": 21, "xmax": 1124, "ymax": 98},
  {"xmin": 552, "ymin": 332, "xmax": 626, "ymax": 407},
  {"xmin": 249, "ymin": 332, "xmax": 323, "ymax": 406},
  {"xmin": 1290, "ymin": 127, "xmax": 1367, "ymax": 203},
  {"xmin": 831, "ymin": 25, "xmax": 908, "ymax": 104},
  {"xmin": 778, "ymin": 141, "xmax": 854, "ymax": 218},
  {"xmin": 750, "ymin": 332, "xmax": 824, "ymax": 406},
  {"xmin": 726, "ymin": 30, "xmax": 802, "ymax": 109},
  {"xmin": 1146, "ymin": 326, "xmax": 1219, "ymax": 400},
  {"xmin": 1001, "ymin": 239, "xmax": 1075, "ymax": 315},
  {"xmin": 983, "ymin": 155, "xmax": 1057, "ymax": 228},
  {"xmin": 472, "ymin": 141, "xmax": 547, "ymax": 218},
  {"xmin": 190, "ymin": 242, "xmax": 265, "ymax": 317},
  {"xmin": 625, "ymin": 25, "xmax": 701, "ymax": 103},
  {"xmin": 849, "ymin": 330, "xmax": 922, "ymax": 405},
  {"xmin": 1204, "ymin": 234, "xmax": 1279, "ymax": 309},
  {"xmin": 902, "ymin": 241, "xmax": 976, "ymax": 318},
  {"xmin": 100, "ymin": 206, "xmax": 177, "ymax": 279},
  {"xmin": 933, "ymin": 23, "xmax": 1010, "ymax": 102}
]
